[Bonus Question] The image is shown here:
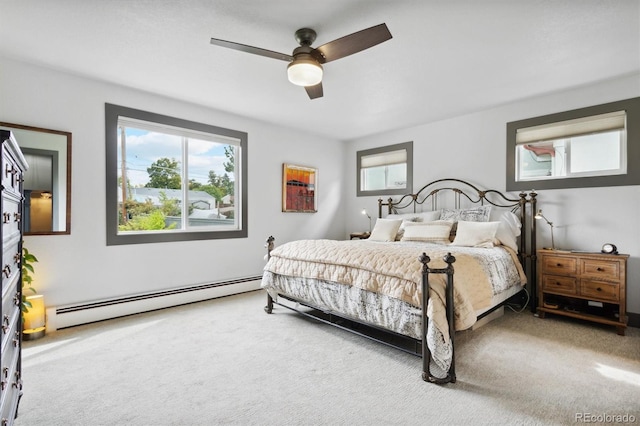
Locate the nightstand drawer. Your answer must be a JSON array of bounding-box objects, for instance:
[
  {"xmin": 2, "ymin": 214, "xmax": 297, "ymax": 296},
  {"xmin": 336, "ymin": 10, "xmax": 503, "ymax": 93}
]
[
  {"xmin": 580, "ymin": 259, "xmax": 619, "ymax": 280},
  {"xmin": 580, "ymin": 280, "xmax": 619, "ymax": 302},
  {"xmin": 542, "ymin": 274, "xmax": 577, "ymax": 295},
  {"xmin": 541, "ymin": 256, "xmax": 577, "ymax": 276}
]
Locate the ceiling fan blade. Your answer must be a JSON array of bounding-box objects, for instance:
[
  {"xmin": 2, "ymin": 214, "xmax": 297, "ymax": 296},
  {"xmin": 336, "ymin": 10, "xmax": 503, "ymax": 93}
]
[
  {"xmin": 210, "ymin": 38, "xmax": 293, "ymax": 62},
  {"xmin": 315, "ymin": 23, "xmax": 392, "ymax": 63},
  {"xmin": 305, "ymin": 83, "xmax": 323, "ymax": 99}
]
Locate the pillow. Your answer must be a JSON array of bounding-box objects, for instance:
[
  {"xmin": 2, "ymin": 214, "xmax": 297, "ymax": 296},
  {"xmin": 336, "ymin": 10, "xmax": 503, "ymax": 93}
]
[
  {"xmin": 441, "ymin": 206, "xmax": 492, "ymax": 241},
  {"xmin": 451, "ymin": 220, "xmax": 500, "ymax": 248},
  {"xmin": 368, "ymin": 218, "xmax": 403, "ymax": 242},
  {"xmin": 440, "ymin": 206, "xmax": 491, "ymax": 223},
  {"xmin": 388, "ymin": 210, "xmax": 441, "ymax": 240},
  {"xmin": 400, "ymin": 220, "xmax": 453, "ymax": 243},
  {"xmin": 494, "ymin": 211, "xmax": 522, "ymax": 252}
]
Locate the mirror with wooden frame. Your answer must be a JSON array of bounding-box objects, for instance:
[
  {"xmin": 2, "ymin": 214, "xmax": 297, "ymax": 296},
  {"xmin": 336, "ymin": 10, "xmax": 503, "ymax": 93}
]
[{"xmin": 0, "ymin": 122, "xmax": 71, "ymax": 235}]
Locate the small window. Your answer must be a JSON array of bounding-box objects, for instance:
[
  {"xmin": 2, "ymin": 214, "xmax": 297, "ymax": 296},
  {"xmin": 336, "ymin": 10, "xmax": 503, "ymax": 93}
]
[
  {"xmin": 357, "ymin": 142, "xmax": 413, "ymax": 196},
  {"xmin": 106, "ymin": 104, "xmax": 248, "ymax": 245}
]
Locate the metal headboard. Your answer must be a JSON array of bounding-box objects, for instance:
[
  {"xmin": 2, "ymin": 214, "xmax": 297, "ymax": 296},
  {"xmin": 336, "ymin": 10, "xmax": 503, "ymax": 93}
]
[{"xmin": 377, "ymin": 178, "xmax": 538, "ymax": 311}]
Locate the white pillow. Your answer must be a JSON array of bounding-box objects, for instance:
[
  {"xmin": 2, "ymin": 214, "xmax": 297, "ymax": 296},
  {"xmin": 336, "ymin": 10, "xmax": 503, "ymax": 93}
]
[
  {"xmin": 388, "ymin": 210, "xmax": 441, "ymax": 240},
  {"xmin": 400, "ymin": 220, "xmax": 453, "ymax": 243},
  {"xmin": 368, "ymin": 218, "xmax": 403, "ymax": 242},
  {"xmin": 494, "ymin": 211, "xmax": 522, "ymax": 252},
  {"xmin": 451, "ymin": 220, "xmax": 500, "ymax": 248}
]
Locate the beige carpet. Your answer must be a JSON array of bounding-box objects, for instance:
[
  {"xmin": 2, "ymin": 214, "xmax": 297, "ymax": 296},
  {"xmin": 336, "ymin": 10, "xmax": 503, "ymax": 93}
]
[{"xmin": 16, "ymin": 290, "xmax": 640, "ymax": 426}]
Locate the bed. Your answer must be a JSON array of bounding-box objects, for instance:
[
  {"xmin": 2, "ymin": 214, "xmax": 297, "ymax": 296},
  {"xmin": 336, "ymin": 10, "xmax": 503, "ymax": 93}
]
[{"xmin": 261, "ymin": 178, "xmax": 537, "ymax": 384}]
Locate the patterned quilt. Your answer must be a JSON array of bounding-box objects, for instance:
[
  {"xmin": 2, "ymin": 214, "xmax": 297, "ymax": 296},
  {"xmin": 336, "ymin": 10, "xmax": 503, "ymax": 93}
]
[{"xmin": 261, "ymin": 239, "xmax": 526, "ymax": 373}]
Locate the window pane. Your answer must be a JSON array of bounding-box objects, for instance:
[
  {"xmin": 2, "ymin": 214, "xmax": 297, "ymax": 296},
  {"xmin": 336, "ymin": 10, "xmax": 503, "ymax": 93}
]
[
  {"xmin": 570, "ymin": 131, "xmax": 623, "ymax": 174},
  {"xmin": 186, "ymin": 139, "xmax": 238, "ymax": 228},
  {"xmin": 361, "ymin": 163, "xmax": 407, "ymax": 191},
  {"xmin": 118, "ymin": 127, "xmax": 184, "ymax": 232},
  {"xmin": 361, "ymin": 166, "xmax": 386, "ymax": 191},
  {"xmin": 387, "ymin": 163, "xmax": 407, "ymax": 189},
  {"xmin": 516, "ymin": 129, "xmax": 625, "ymax": 182}
]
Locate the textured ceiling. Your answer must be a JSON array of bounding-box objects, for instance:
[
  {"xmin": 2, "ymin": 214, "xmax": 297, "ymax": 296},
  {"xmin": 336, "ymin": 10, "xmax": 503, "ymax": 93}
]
[{"xmin": 1, "ymin": 0, "xmax": 639, "ymax": 140}]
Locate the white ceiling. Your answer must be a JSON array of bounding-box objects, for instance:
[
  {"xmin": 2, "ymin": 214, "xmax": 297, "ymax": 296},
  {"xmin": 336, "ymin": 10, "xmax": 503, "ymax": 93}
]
[{"xmin": 1, "ymin": 1, "xmax": 639, "ymax": 140}]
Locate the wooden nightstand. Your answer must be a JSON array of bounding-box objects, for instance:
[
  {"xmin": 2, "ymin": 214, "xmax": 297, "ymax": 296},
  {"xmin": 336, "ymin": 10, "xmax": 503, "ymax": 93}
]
[
  {"xmin": 350, "ymin": 232, "xmax": 370, "ymax": 240},
  {"xmin": 537, "ymin": 249, "xmax": 629, "ymax": 335}
]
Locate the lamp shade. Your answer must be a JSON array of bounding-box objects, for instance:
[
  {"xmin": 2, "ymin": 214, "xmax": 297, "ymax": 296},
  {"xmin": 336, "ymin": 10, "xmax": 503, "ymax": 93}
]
[
  {"xmin": 23, "ymin": 294, "xmax": 46, "ymax": 340},
  {"xmin": 287, "ymin": 56, "xmax": 323, "ymax": 86}
]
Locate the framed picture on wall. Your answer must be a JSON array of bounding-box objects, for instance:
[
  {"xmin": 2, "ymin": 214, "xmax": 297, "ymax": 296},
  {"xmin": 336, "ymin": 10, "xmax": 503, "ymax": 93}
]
[{"xmin": 282, "ymin": 164, "xmax": 317, "ymax": 212}]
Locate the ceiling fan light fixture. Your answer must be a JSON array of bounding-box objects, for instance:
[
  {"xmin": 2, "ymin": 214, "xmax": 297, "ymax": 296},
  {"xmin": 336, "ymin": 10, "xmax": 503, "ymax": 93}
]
[{"xmin": 287, "ymin": 56, "xmax": 323, "ymax": 87}]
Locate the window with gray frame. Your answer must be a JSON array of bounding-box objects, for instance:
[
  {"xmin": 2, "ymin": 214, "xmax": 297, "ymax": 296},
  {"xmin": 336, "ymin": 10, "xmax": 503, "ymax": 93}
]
[
  {"xmin": 506, "ymin": 97, "xmax": 640, "ymax": 191},
  {"xmin": 105, "ymin": 104, "xmax": 248, "ymax": 245},
  {"xmin": 357, "ymin": 141, "xmax": 413, "ymax": 197}
]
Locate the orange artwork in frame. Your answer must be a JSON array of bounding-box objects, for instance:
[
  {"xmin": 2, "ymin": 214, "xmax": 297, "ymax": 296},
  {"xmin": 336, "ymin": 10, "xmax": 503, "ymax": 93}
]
[{"xmin": 282, "ymin": 164, "xmax": 317, "ymax": 212}]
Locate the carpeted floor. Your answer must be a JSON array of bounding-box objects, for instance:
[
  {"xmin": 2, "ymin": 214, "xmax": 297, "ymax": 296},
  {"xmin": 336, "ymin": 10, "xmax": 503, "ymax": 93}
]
[{"xmin": 15, "ymin": 290, "xmax": 640, "ymax": 425}]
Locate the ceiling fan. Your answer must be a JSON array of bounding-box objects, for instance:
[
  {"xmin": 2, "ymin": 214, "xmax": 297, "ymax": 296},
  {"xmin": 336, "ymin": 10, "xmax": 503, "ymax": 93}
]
[{"xmin": 210, "ymin": 23, "xmax": 392, "ymax": 99}]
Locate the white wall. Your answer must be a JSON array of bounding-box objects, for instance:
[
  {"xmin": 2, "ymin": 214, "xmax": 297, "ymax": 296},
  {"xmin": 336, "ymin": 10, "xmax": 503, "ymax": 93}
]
[
  {"xmin": 346, "ymin": 73, "xmax": 640, "ymax": 315},
  {"xmin": 0, "ymin": 57, "xmax": 346, "ymax": 308}
]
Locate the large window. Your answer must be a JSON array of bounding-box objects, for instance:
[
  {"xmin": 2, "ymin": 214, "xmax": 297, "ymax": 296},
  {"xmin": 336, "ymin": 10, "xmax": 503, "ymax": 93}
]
[
  {"xmin": 507, "ymin": 97, "xmax": 640, "ymax": 191},
  {"xmin": 105, "ymin": 104, "xmax": 247, "ymax": 245},
  {"xmin": 515, "ymin": 111, "xmax": 626, "ymax": 181},
  {"xmin": 357, "ymin": 141, "xmax": 413, "ymax": 196}
]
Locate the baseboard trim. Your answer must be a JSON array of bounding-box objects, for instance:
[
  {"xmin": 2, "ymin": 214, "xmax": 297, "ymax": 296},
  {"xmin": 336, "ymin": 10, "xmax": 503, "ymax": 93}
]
[{"xmin": 47, "ymin": 276, "xmax": 262, "ymax": 331}]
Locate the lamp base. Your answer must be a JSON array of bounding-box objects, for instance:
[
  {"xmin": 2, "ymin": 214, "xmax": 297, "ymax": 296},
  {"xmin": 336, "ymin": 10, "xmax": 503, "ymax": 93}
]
[{"xmin": 23, "ymin": 328, "xmax": 45, "ymax": 340}]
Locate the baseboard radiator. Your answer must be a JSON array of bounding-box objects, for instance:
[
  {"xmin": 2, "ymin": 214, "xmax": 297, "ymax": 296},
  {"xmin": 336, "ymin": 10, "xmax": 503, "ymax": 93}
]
[{"xmin": 47, "ymin": 276, "xmax": 262, "ymax": 331}]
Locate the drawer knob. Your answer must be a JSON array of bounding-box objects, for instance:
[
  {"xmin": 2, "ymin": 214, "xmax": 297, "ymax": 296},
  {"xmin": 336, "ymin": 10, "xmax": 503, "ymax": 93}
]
[
  {"xmin": 556, "ymin": 263, "xmax": 562, "ymax": 267},
  {"xmin": 597, "ymin": 287, "xmax": 603, "ymax": 292},
  {"xmin": 1, "ymin": 315, "xmax": 8, "ymax": 333}
]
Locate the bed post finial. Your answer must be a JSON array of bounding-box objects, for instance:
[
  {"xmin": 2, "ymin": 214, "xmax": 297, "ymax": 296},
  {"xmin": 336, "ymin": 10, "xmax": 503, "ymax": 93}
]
[
  {"xmin": 443, "ymin": 252, "xmax": 456, "ymax": 269},
  {"xmin": 264, "ymin": 236, "xmax": 275, "ymax": 314},
  {"xmin": 265, "ymin": 236, "xmax": 275, "ymax": 255},
  {"xmin": 418, "ymin": 253, "xmax": 431, "ymax": 272}
]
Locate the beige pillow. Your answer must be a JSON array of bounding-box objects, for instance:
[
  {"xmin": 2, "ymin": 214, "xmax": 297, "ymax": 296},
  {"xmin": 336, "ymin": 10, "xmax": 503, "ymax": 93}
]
[
  {"xmin": 369, "ymin": 218, "xmax": 403, "ymax": 242},
  {"xmin": 400, "ymin": 220, "xmax": 453, "ymax": 243},
  {"xmin": 388, "ymin": 210, "xmax": 442, "ymax": 240},
  {"xmin": 451, "ymin": 221, "xmax": 500, "ymax": 248}
]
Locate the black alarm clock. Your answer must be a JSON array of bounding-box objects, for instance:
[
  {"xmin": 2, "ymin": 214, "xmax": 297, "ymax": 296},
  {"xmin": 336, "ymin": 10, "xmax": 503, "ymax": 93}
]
[{"xmin": 601, "ymin": 243, "xmax": 618, "ymax": 254}]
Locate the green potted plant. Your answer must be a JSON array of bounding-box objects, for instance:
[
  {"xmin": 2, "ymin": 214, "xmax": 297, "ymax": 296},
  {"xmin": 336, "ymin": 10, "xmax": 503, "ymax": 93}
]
[{"xmin": 21, "ymin": 245, "xmax": 38, "ymax": 314}]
